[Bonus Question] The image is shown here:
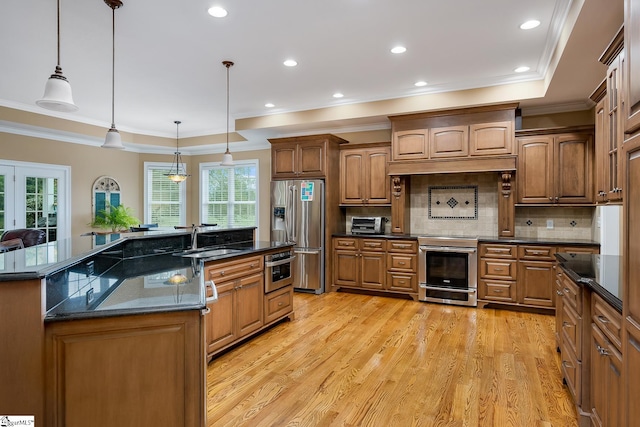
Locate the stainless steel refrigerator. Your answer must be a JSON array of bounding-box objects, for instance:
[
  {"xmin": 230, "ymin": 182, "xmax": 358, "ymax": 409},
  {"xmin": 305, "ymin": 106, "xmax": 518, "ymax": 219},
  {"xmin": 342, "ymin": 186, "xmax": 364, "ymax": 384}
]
[{"xmin": 270, "ymin": 179, "xmax": 324, "ymax": 294}]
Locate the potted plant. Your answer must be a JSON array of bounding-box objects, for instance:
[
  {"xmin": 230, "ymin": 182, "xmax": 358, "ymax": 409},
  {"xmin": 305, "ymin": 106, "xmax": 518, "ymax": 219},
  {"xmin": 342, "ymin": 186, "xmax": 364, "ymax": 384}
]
[{"xmin": 91, "ymin": 203, "xmax": 140, "ymax": 232}]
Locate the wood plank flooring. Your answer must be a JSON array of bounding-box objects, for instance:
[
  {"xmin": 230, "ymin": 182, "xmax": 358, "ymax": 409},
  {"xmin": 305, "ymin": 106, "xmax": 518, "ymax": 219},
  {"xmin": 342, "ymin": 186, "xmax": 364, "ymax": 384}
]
[{"xmin": 206, "ymin": 292, "xmax": 578, "ymax": 427}]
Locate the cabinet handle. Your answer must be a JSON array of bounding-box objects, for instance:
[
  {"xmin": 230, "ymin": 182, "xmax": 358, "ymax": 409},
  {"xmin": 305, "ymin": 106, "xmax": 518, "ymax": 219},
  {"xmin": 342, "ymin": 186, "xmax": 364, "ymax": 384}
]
[
  {"xmin": 563, "ymin": 321, "xmax": 570, "ymax": 327},
  {"xmin": 493, "ymin": 289, "xmax": 503, "ymax": 293},
  {"xmin": 549, "ymin": 197, "xmax": 553, "ymax": 201},
  {"xmin": 399, "ymin": 281, "xmax": 406, "ymax": 284},
  {"xmin": 597, "ymin": 345, "xmax": 610, "ymax": 356},
  {"xmin": 220, "ymin": 271, "xmax": 225, "ymax": 276},
  {"xmin": 399, "ymin": 261, "xmax": 406, "ymax": 265},
  {"xmin": 597, "ymin": 315, "xmax": 609, "ymax": 324},
  {"xmin": 494, "ymin": 268, "xmax": 504, "ymax": 272},
  {"xmin": 563, "ymin": 288, "xmax": 570, "ymax": 294},
  {"xmin": 555, "ymin": 197, "xmax": 559, "ymax": 202},
  {"xmin": 278, "ymin": 302, "xmax": 283, "ymax": 306},
  {"xmin": 250, "ymin": 263, "xmax": 257, "ymax": 268},
  {"xmin": 556, "ymin": 290, "xmax": 563, "ymax": 296}
]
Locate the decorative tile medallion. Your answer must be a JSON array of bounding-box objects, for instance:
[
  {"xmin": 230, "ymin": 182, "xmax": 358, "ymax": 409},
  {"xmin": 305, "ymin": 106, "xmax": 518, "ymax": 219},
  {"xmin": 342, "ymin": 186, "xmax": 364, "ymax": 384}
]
[{"xmin": 428, "ymin": 185, "xmax": 478, "ymax": 220}]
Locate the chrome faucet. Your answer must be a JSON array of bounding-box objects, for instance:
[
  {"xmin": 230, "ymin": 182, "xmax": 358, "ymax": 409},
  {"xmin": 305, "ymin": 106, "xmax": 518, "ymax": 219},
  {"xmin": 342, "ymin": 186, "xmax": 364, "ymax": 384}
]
[{"xmin": 191, "ymin": 224, "xmax": 199, "ymax": 249}]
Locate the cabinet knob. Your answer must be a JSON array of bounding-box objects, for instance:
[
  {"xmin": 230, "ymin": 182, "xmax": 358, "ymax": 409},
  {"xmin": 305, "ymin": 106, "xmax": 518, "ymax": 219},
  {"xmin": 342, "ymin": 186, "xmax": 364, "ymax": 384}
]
[
  {"xmin": 556, "ymin": 290, "xmax": 563, "ymax": 296},
  {"xmin": 278, "ymin": 302, "xmax": 283, "ymax": 306},
  {"xmin": 555, "ymin": 197, "xmax": 559, "ymax": 202},
  {"xmin": 563, "ymin": 321, "xmax": 570, "ymax": 327},
  {"xmin": 549, "ymin": 197, "xmax": 553, "ymax": 201},
  {"xmin": 220, "ymin": 271, "xmax": 225, "ymax": 276},
  {"xmin": 597, "ymin": 345, "xmax": 610, "ymax": 356}
]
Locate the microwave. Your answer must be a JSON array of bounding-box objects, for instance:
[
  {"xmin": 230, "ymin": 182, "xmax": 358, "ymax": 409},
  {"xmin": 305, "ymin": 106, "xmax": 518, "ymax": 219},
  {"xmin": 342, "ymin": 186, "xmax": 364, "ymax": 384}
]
[{"xmin": 351, "ymin": 217, "xmax": 385, "ymax": 235}]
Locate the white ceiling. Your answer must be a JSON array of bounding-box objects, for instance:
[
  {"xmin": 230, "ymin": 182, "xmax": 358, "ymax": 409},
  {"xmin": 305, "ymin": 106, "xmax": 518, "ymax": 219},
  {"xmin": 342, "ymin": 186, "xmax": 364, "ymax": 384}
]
[{"xmin": 0, "ymin": 0, "xmax": 624, "ymax": 145}]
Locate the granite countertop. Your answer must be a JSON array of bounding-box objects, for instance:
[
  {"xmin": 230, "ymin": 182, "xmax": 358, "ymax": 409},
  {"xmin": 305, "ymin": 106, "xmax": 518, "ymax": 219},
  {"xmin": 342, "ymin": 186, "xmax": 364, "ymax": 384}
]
[
  {"xmin": 331, "ymin": 233, "xmax": 599, "ymax": 247},
  {"xmin": 43, "ymin": 240, "xmax": 293, "ymax": 321},
  {"xmin": 555, "ymin": 253, "xmax": 622, "ymax": 312}
]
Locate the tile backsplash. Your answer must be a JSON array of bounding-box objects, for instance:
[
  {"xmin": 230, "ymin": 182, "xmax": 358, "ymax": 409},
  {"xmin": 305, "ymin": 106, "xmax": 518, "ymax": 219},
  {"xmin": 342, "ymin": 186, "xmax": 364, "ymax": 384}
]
[
  {"xmin": 410, "ymin": 173, "xmax": 498, "ymax": 236},
  {"xmin": 515, "ymin": 207, "xmax": 593, "ymax": 239}
]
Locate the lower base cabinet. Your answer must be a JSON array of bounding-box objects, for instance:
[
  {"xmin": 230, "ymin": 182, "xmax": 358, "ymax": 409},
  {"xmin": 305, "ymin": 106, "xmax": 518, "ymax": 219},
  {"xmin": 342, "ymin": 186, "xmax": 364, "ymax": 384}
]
[
  {"xmin": 590, "ymin": 324, "xmax": 623, "ymax": 427},
  {"xmin": 625, "ymin": 319, "xmax": 640, "ymax": 426}
]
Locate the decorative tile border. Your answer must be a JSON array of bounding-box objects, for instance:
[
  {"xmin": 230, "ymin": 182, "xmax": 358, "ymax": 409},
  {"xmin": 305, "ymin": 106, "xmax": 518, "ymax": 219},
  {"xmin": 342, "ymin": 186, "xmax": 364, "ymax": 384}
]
[{"xmin": 428, "ymin": 185, "xmax": 478, "ymax": 220}]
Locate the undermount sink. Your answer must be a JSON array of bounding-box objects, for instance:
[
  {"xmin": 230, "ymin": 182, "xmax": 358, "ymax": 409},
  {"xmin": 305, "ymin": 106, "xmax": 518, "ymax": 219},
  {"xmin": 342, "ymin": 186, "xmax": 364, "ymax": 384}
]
[{"xmin": 178, "ymin": 248, "xmax": 243, "ymax": 258}]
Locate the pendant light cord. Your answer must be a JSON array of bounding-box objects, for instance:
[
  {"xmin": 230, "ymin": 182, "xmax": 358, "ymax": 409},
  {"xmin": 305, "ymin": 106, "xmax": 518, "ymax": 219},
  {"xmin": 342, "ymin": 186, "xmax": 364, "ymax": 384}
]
[
  {"xmin": 56, "ymin": 0, "xmax": 61, "ymax": 67},
  {"xmin": 226, "ymin": 63, "xmax": 230, "ymax": 153},
  {"xmin": 110, "ymin": 5, "xmax": 116, "ymax": 128}
]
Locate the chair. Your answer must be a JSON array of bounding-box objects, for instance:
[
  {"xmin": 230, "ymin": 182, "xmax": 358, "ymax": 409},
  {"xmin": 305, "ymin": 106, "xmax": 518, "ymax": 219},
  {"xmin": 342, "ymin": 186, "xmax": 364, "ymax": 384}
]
[{"xmin": 0, "ymin": 228, "xmax": 47, "ymax": 250}]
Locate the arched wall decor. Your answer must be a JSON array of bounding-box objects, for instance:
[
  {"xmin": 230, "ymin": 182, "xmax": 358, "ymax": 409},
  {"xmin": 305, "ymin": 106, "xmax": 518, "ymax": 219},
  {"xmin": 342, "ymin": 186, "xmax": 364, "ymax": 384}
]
[{"xmin": 92, "ymin": 175, "xmax": 121, "ymax": 222}]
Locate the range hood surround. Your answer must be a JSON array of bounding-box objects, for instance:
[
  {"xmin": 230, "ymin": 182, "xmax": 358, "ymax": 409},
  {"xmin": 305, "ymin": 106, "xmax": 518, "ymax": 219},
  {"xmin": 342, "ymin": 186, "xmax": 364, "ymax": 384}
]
[{"xmin": 388, "ymin": 155, "xmax": 516, "ymax": 176}]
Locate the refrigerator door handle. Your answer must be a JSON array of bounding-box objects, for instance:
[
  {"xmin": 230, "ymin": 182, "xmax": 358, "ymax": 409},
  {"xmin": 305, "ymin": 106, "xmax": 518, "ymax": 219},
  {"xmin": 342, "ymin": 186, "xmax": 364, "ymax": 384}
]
[{"xmin": 289, "ymin": 185, "xmax": 297, "ymax": 243}]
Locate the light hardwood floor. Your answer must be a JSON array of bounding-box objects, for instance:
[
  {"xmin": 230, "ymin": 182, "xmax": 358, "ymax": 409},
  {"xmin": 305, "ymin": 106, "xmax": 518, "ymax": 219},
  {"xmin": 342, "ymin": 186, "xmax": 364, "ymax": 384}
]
[{"xmin": 206, "ymin": 292, "xmax": 578, "ymax": 427}]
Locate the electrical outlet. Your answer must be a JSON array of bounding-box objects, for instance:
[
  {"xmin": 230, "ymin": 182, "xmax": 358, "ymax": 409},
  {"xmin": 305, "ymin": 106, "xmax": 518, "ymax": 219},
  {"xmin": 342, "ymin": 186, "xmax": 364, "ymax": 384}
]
[{"xmin": 546, "ymin": 219, "xmax": 554, "ymax": 229}]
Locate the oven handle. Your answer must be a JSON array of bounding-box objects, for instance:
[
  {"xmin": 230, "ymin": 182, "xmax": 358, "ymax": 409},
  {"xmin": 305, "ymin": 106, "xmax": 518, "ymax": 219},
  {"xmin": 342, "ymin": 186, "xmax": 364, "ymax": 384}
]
[
  {"xmin": 265, "ymin": 256, "xmax": 296, "ymax": 268},
  {"xmin": 421, "ymin": 284, "xmax": 477, "ymax": 294},
  {"xmin": 205, "ymin": 280, "xmax": 218, "ymax": 303},
  {"xmin": 419, "ymin": 245, "xmax": 477, "ymax": 254}
]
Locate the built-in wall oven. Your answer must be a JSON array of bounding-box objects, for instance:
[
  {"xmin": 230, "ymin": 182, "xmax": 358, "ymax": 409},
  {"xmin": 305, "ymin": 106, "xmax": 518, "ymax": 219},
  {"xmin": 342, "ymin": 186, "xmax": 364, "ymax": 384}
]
[
  {"xmin": 418, "ymin": 236, "xmax": 478, "ymax": 307},
  {"xmin": 264, "ymin": 249, "xmax": 295, "ymax": 293}
]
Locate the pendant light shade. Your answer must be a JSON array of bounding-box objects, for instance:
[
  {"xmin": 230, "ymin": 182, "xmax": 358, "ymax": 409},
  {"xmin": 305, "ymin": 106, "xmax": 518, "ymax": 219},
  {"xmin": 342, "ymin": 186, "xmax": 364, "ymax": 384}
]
[
  {"xmin": 166, "ymin": 121, "xmax": 190, "ymax": 183},
  {"xmin": 220, "ymin": 60, "xmax": 235, "ymax": 166},
  {"xmin": 36, "ymin": 0, "xmax": 78, "ymax": 112},
  {"xmin": 101, "ymin": 0, "xmax": 125, "ymax": 150}
]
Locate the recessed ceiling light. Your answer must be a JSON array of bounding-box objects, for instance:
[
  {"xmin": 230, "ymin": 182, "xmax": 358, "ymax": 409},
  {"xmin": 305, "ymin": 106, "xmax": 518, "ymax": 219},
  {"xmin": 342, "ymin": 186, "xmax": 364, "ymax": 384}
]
[
  {"xmin": 283, "ymin": 59, "xmax": 298, "ymax": 67},
  {"xmin": 208, "ymin": 6, "xmax": 227, "ymax": 18},
  {"xmin": 514, "ymin": 66, "xmax": 530, "ymax": 73},
  {"xmin": 333, "ymin": 93, "xmax": 344, "ymax": 98},
  {"xmin": 520, "ymin": 20, "xmax": 540, "ymax": 30},
  {"xmin": 265, "ymin": 103, "xmax": 275, "ymax": 108},
  {"xmin": 414, "ymin": 81, "xmax": 427, "ymax": 87},
  {"xmin": 391, "ymin": 46, "xmax": 407, "ymax": 54}
]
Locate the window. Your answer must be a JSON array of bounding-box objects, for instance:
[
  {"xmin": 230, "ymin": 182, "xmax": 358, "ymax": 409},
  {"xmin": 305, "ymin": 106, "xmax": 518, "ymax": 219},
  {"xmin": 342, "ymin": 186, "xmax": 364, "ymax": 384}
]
[
  {"xmin": 201, "ymin": 160, "xmax": 258, "ymax": 228},
  {"xmin": 144, "ymin": 162, "xmax": 187, "ymax": 227}
]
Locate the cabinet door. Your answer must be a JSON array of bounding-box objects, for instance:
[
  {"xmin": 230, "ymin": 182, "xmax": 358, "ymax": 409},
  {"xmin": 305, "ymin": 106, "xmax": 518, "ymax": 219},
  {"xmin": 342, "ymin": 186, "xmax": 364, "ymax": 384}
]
[
  {"xmin": 605, "ymin": 340, "xmax": 623, "ymax": 427},
  {"xmin": 591, "ymin": 324, "xmax": 608, "ymax": 427},
  {"xmin": 298, "ymin": 141, "xmax": 326, "ymax": 177},
  {"xmin": 518, "ymin": 261, "xmax": 555, "ymax": 307},
  {"xmin": 607, "ymin": 54, "xmax": 623, "ymax": 202},
  {"xmin": 625, "ymin": 319, "xmax": 640, "ymax": 426},
  {"xmin": 627, "ymin": 139, "xmax": 640, "ymax": 326},
  {"xmin": 340, "ymin": 150, "xmax": 365, "ymax": 204},
  {"xmin": 360, "ymin": 251, "xmax": 385, "ymax": 290},
  {"xmin": 392, "ymin": 130, "xmax": 428, "ymax": 160},
  {"xmin": 517, "ymin": 136, "xmax": 554, "ymax": 203},
  {"xmin": 365, "ymin": 148, "xmax": 391, "ymax": 204},
  {"xmin": 386, "ymin": 272, "xmax": 417, "ymax": 293},
  {"xmin": 429, "ymin": 125, "xmax": 469, "ymax": 158},
  {"xmin": 595, "ymin": 96, "xmax": 608, "ymax": 203},
  {"xmin": 271, "ymin": 143, "xmax": 297, "ymax": 178},
  {"xmin": 624, "ymin": 0, "xmax": 640, "ymax": 133},
  {"xmin": 236, "ymin": 273, "xmax": 264, "ymax": 338},
  {"xmin": 469, "ymin": 121, "xmax": 514, "ymax": 156},
  {"xmin": 207, "ymin": 281, "xmax": 237, "ymax": 354},
  {"xmin": 555, "ymin": 133, "xmax": 594, "ymax": 204},
  {"xmin": 555, "ymin": 272, "xmax": 564, "ymax": 349},
  {"xmin": 334, "ymin": 250, "xmax": 359, "ymax": 287}
]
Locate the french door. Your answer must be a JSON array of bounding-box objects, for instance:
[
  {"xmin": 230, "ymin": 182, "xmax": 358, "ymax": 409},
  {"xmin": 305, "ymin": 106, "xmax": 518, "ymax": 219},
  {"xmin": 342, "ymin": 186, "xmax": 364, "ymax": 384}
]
[{"xmin": 0, "ymin": 161, "xmax": 70, "ymax": 243}]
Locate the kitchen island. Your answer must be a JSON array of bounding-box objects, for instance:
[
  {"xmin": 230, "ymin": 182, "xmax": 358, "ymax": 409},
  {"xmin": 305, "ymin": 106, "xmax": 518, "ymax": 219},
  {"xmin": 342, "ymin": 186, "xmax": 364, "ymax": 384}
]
[{"xmin": 0, "ymin": 227, "xmax": 290, "ymax": 427}]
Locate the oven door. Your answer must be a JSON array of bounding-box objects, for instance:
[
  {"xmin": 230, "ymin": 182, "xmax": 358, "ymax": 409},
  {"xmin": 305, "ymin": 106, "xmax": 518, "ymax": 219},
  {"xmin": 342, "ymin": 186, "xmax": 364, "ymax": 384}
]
[
  {"xmin": 418, "ymin": 246, "xmax": 478, "ymax": 307},
  {"xmin": 264, "ymin": 254, "xmax": 295, "ymax": 293}
]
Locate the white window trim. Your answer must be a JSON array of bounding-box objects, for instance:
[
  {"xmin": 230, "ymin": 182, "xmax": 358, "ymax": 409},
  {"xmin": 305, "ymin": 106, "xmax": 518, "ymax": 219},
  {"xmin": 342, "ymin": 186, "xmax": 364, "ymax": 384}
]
[
  {"xmin": 143, "ymin": 161, "xmax": 187, "ymax": 226},
  {"xmin": 199, "ymin": 159, "xmax": 259, "ymax": 231},
  {"xmin": 0, "ymin": 159, "xmax": 71, "ymax": 240}
]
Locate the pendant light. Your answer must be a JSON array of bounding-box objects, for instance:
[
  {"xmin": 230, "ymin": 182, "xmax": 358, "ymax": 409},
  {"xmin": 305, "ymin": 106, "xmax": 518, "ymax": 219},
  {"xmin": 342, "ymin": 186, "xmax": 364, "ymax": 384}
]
[
  {"xmin": 36, "ymin": 0, "xmax": 78, "ymax": 112},
  {"xmin": 102, "ymin": 0, "xmax": 125, "ymax": 149},
  {"xmin": 166, "ymin": 121, "xmax": 190, "ymax": 183},
  {"xmin": 220, "ymin": 60, "xmax": 235, "ymax": 166}
]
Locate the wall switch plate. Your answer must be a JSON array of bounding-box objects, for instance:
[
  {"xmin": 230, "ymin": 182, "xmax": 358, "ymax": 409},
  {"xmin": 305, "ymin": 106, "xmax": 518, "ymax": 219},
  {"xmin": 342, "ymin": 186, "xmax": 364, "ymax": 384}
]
[{"xmin": 546, "ymin": 219, "xmax": 554, "ymax": 229}]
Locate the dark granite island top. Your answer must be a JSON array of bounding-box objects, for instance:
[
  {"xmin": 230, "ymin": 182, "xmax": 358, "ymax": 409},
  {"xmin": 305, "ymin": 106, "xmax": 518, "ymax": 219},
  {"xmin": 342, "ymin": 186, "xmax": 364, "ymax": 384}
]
[{"xmin": 555, "ymin": 253, "xmax": 623, "ymax": 312}]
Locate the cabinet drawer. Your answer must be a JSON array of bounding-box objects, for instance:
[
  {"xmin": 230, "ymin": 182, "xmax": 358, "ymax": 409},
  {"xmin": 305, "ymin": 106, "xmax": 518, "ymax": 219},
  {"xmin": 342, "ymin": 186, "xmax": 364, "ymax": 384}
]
[
  {"xmin": 592, "ymin": 293, "xmax": 622, "ymax": 352},
  {"xmin": 361, "ymin": 239, "xmax": 386, "ymax": 252},
  {"xmin": 557, "ymin": 246, "xmax": 600, "ymax": 255},
  {"xmin": 206, "ymin": 255, "xmax": 263, "ymax": 283},
  {"xmin": 334, "ymin": 237, "xmax": 359, "ymax": 250},
  {"xmin": 387, "ymin": 240, "xmax": 418, "ymax": 253},
  {"xmin": 560, "ymin": 336, "xmax": 582, "ymax": 405},
  {"xmin": 518, "ymin": 245, "xmax": 556, "ymax": 261},
  {"xmin": 560, "ymin": 274, "xmax": 582, "ymax": 314},
  {"xmin": 479, "ymin": 244, "xmax": 516, "ymax": 259},
  {"xmin": 480, "ymin": 259, "xmax": 517, "ymax": 280},
  {"xmin": 386, "ymin": 272, "xmax": 417, "ymax": 292},
  {"xmin": 264, "ymin": 286, "xmax": 293, "ymax": 324},
  {"xmin": 478, "ymin": 279, "xmax": 516, "ymax": 302},
  {"xmin": 562, "ymin": 302, "xmax": 582, "ymax": 359},
  {"xmin": 386, "ymin": 253, "xmax": 417, "ymax": 272}
]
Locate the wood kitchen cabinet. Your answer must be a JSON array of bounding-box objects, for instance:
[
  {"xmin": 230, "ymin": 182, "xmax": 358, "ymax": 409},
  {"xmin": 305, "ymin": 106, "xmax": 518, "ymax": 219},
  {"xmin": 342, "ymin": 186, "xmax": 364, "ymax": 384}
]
[
  {"xmin": 204, "ymin": 255, "xmax": 264, "ymax": 359},
  {"xmin": 593, "ymin": 27, "xmax": 624, "ymax": 204},
  {"xmin": 340, "ymin": 143, "xmax": 391, "ymax": 205},
  {"xmin": 269, "ymin": 134, "xmax": 347, "ymax": 179},
  {"xmin": 333, "ymin": 237, "xmax": 418, "ymax": 299},
  {"xmin": 469, "ymin": 121, "xmax": 514, "ymax": 156},
  {"xmin": 624, "ymin": 0, "xmax": 640, "ymax": 133},
  {"xmin": 392, "ymin": 129, "xmax": 428, "ymax": 161},
  {"xmin": 516, "ymin": 127, "xmax": 594, "ymax": 205}
]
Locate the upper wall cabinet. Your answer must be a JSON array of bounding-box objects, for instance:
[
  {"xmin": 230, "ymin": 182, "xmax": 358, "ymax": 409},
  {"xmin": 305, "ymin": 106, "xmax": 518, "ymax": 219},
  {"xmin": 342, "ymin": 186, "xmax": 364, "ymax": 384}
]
[
  {"xmin": 340, "ymin": 143, "xmax": 391, "ymax": 206},
  {"xmin": 516, "ymin": 127, "xmax": 594, "ymax": 205},
  {"xmin": 593, "ymin": 27, "xmax": 624, "ymax": 204},
  {"xmin": 624, "ymin": 0, "xmax": 640, "ymax": 133},
  {"xmin": 269, "ymin": 134, "xmax": 347, "ymax": 179},
  {"xmin": 388, "ymin": 104, "xmax": 518, "ymax": 175}
]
